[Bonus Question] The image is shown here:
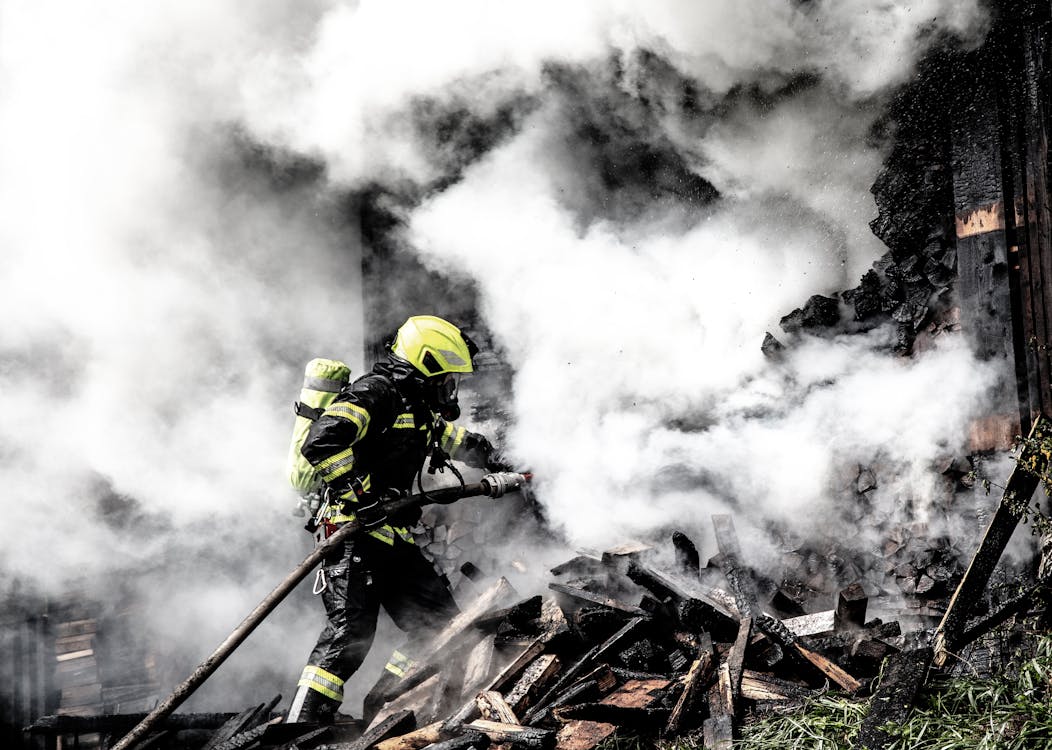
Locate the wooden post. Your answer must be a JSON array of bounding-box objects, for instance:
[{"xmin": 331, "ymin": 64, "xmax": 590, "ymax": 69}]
[{"xmin": 933, "ymin": 419, "xmax": 1046, "ymax": 667}]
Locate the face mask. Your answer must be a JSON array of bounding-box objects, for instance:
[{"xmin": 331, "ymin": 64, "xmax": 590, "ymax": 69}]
[{"xmin": 432, "ymin": 373, "xmax": 461, "ymax": 420}]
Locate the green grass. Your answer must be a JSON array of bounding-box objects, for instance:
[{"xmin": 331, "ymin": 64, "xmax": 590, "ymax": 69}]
[{"xmin": 734, "ymin": 636, "xmax": 1052, "ymax": 750}]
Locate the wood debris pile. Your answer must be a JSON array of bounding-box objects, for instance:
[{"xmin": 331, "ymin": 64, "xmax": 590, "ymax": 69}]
[{"xmin": 32, "ymin": 513, "xmax": 923, "ymax": 750}]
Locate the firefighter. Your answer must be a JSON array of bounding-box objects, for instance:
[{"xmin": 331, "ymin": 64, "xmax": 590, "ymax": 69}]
[{"xmin": 287, "ymin": 315, "xmax": 499, "ymax": 724}]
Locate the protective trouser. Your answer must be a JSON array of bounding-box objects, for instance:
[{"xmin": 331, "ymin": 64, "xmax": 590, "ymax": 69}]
[{"xmin": 288, "ymin": 535, "xmax": 459, "ymax": 723}]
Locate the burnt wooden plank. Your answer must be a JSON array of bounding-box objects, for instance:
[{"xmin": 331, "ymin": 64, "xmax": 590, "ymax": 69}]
[
  {"xmin": 473, "ymin": 596, "xmax": 542, "ymax": 632},
  {"xmin": 664, "ymin": 634, "xmax": 714, "ymax": 736},
  {"xmin": 702, "ymin": 714, "xmax": 734, "ymax": 749},
  {"xmin": 854, "ymin": 648, "xmax": 933, "ymax": 750},
  {"xmin": 960, "ymin": 578, "xmax": 1050, "ymax": 645},
  {"xmin": 465, "ymin": 719, "xmax": 552, "ymax": 748},
  {"xmin": 727, "ymin": 616, "xmax": 752, "ymax": 704},
  {"xmin": 547, "ymin": 582, "xmax": 647, "ymax": 616},
  {"xmin": 600, "ymin": 541, "xmax": 654, "ymax": 567},
  {"xmin": 712, "ymin": 515, "xmax": 861, "ymax": 692},
  {"xmin": 29, "ymin": 712, "xmax": 241, "ymax": 734},
  {"xmin": 554, "ymin": 721, "xmax": 615, "ymax": 750},
  {"xmin": 740, "ymin": 670, "xmax": 816, "ymax": 702},
  {"xmin": 476, "ymin": 691, "xmax": 519, "ymax": 725},
  {"xmin": 835, "ymin": 584, "xmax": 869, "ymax": 630},
  {"xmin": 549, "ymin": 556, "xmax": 605, "ymax": 578},
  {"xmin": 201, "ymin": 698, "xmax": 276, "ymax": 750},
  {"xmin": 504, "ymin": 654, "xmax": 560, "ymax": 714},
  {"xmin": 347, "ymin": 709, "xmax": 415, "ymax": 750},
  {"xmin": 521, "ymin": 617, "xmax": 647, "ymax": 725},
  {"xmin": 373, "ymin": 722, "xmax": 443, "ymax": 750},
  {"xmin": 416, "ymin": 731, "xmax": 490, "ymax": 750},
  {"xmin": 933, "ymin": 421, "xmax": 1045, "ymax": 666},
  {"xmin": 444, "ymin": 636, "xmax": 550, "ymax": 730},
  {"xmin": 625, "ymin": 561, "xmax": 738, "ymax": 639},
  {"xmin": 459, "ymin": 634, "xmax": 497, "ymax": 700},
  {"xmin": 367, "ymin": 675, "xmax": 437, "ymax": 731},
  {"xmin": 791, "ymin": 641, "xmax": 863, "ymax": 693},
  {"xmin": 782, "ymin": 610, "xmax": 836, "ymax": 638}
]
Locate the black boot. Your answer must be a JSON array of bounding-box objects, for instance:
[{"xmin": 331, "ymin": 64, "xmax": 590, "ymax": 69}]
[{"xmin": 287, "ymin": 685, "xmax": 340, "ymax": 724}]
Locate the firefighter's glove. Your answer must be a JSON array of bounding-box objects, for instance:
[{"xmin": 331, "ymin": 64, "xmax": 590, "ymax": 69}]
[
  {"xmin": 355, "ymin": 495, "xmax": 388, "ymax": 529},
  {"xmin": 461, "ymin": 433, "xmax": 497, "ymax": 470},
  {"xmin": 374, "ymin": 488, "xmax": 420, "ymax": 528},
  {"xmin": 389, "ymin": 493, "xmax": 422, "ymax": 528}
]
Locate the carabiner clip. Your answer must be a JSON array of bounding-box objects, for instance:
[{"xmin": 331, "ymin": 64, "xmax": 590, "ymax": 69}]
[{"xmin": 312, "ymin": 567, "xmax": 328, "ymax": 596}]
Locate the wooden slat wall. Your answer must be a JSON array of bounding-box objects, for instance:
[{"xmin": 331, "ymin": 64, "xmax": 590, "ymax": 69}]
[
  {"xmin": 949, "ymin": 3, "xmax": 1052, "ymax": 448},
  {"xmin": 1005, "ymin": 6, "xmax": 1052, "ymax": 428}
]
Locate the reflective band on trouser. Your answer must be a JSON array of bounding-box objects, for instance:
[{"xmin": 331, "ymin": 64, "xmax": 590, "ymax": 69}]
[
  {"xmin": 440, "ymin": 422, "xmax": 467, "ymax": 458},
  {"xmin": 385, "ymin": 650, "xmax": 415, "ymax": 678},
  {"xmin": 318, "ymin": 447, "xmax": 356, "ymax": 484},
  {"xmin": 323, "ymin": 402, "xmax": 370, "ymax": 438},
  {"xmin": 393, "ymin": 412, "xmax": 415, "ymax": 429},
  {"xmin": 298, "ymin": 665, "xmax": 345, "ymax": 702}
]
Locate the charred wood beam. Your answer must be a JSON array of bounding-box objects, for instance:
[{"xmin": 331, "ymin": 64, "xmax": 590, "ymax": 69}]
[
  {"xmin": 664, "ymin": 633, "xmax": 714, "ymax": 737},
  {"xmin": 476, "ymin": 691, "xmax": 519, "ymax": 725},
  {"xmin": 202, "ymin": 696, "xmax": 282, "ymax": 750},
  {"xmin": 740, "ymin": 670, "xmax": 817, "ymax": 702},
  {"xmin": 277, "ymin": 725, "xmax": 330, "ymax": 750},
  {"xmin": 933, "ymin": 421, "xmax": 1045, "ymax": 667},
  {"xmin": 521, "ymin": 618, "xmax": 647, "ymax": 725},
  {"xmin": 854, "ymin": 648, "xmax": 933, "ymax": 750},
  {"xmin": 547, "ymin": 583, "xmax": 647, "ymax": 616},
  {"xmin": 959, "ymin": 577, "xmax": 1052, "ymax": 646},
  {"xmin": 672, "ymin": 532, "xmax": 701, "ymax": 577},
  {"xmin": 835, "ymin": 584, "xmax": 869, "ymax": 630},
  {"xmin": 374, "ymin": 722, "xmax": 444, "ymax": 750},
  {"xmin": 504, "ymin": 654, "xmax": 561, "ymax": 715},
  {"xmin": 474, "ymin": 596, "xmax": 543, "ymax": 632},
  {"xmin": 343, "ymin": 709, "xmax": 415, "ymax": 750},
  {"xmin": 29, "ymin": 712, "xmax": 245, "ymax": 735},
  {"xmin": 464, "ymin": 719, "xmax": 553, "ymax": 749},
  {"xmin": 625, "ymin": 561, "xmax": 738, "ymax": 639},
  {"xmin": 422, "ymin": 730, "xmax": 491, "ymax": 750},
  {"xmin": 711, "ymin": 515, "xmax": 862, "ymax": 693}
]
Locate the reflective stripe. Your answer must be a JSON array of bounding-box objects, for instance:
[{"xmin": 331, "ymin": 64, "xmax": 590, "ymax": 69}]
[
  {"xmin": 385, "ymin": 650, "xmax": 415, "ymax": 678},
  {"xmin": 304, "ymin": 375, "xmax": 346, "ymax": 393},
  {"xmin": 298, "ymin": 665, "xmax": 344, "ymax": 701},
  {"xmin": 393, "ymin": 525, "xmax": 414, "ymax": 543},
  {"xmin": 323, "ymin": 402, "xmax": 370, "ymax": 438},
  {"xmin": 369, "ymin": 526, "xmax": 396, "ymax": 545},
  {"xmin": 318, "ymin": 447, "xmax": 356, "ymax": 483},
  {"xmin": 440, "ymin": 423, "xmax": 467, "ymax": 458},
  {"xmin": 393, "ymin": 413, "xmax": 415, "ymax": 429}
]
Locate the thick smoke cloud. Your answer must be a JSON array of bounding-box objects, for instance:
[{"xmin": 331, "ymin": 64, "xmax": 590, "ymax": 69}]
[{"xmin": 1, "ymin": 0, "xmax": 994, "ymax": 712}]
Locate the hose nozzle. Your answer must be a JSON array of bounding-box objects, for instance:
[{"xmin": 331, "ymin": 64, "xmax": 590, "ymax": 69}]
[{"xmin": 480, "ymin": 471, "xmax": 531, "ymax": 498}]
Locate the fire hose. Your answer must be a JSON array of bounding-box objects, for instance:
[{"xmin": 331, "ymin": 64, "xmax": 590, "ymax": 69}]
[{"xmin": 111, "ymin": 471, "xmax": 531, "ymax": 750}]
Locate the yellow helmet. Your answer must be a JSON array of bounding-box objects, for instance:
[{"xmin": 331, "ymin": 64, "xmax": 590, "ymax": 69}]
[{"xmin": 391, "ymin": 315, "xmax": 477, "ymax": 377}]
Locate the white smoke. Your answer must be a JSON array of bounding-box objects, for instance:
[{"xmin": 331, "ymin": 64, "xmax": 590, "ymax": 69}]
[{"xmin": 0, "ymin": 0, "xmax": 995, "ymax": 715}]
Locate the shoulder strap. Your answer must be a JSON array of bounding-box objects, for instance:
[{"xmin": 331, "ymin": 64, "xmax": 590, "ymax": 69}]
[{"xmin": 293, "ymin": 401, "xmax": 325, "ymax": 421}]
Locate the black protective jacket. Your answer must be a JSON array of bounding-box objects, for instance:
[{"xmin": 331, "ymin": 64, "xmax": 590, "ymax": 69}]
[{"xmin": 301, "ymin": 357, "xmax": 489, "ymax": 543}]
